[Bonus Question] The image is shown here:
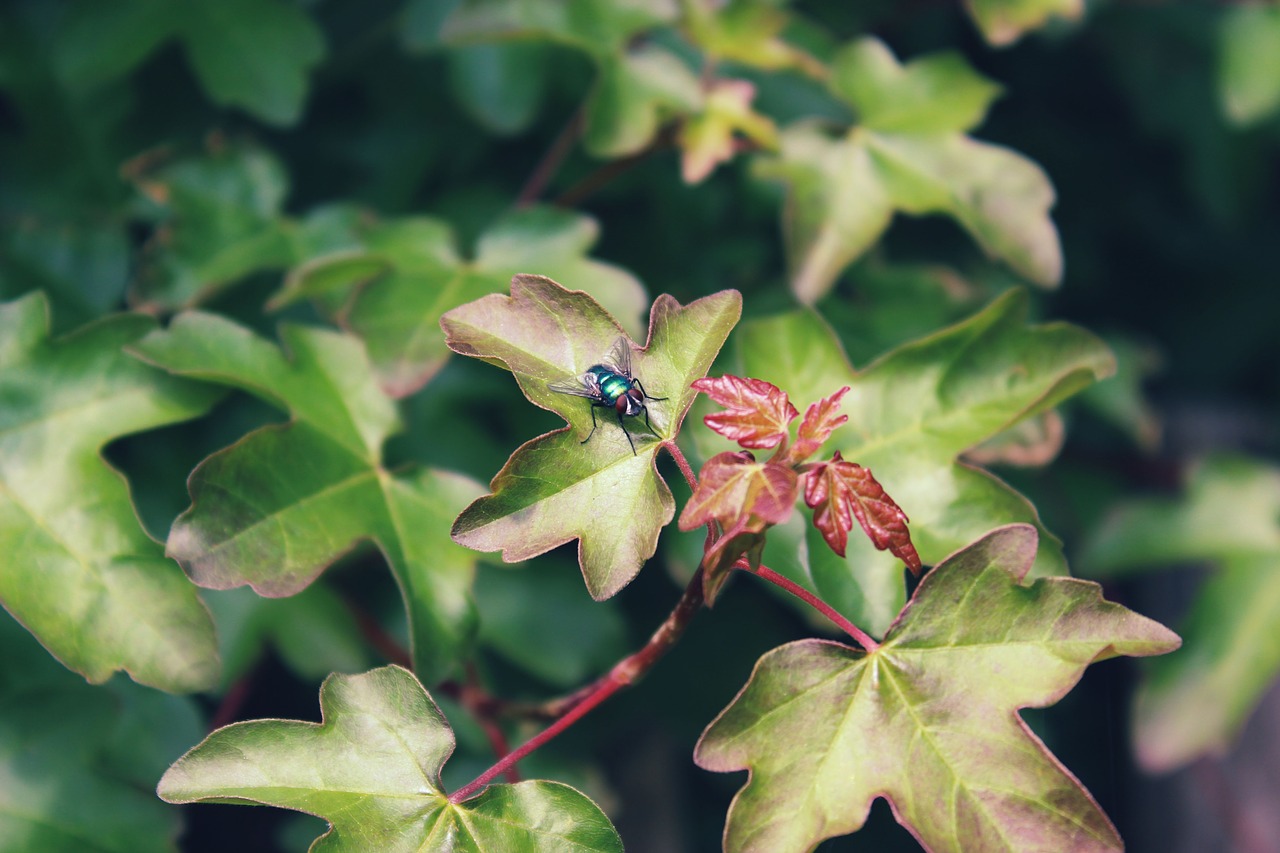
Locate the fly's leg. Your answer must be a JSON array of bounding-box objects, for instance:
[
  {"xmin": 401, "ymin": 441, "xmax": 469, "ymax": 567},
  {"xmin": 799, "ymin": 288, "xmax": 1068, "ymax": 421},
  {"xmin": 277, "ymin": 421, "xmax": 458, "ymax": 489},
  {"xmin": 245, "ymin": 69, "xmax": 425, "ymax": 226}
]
[
  {"xmin": 634, "ymin": 379, "xmax": 666, "ymax": 401},
  {"xmin": 582, "ymin": 404, "xmax": 602, "ymax": 444},
  {"xmin": 617, "ymin": 407, "xmax": 637, "ymax": 455}
]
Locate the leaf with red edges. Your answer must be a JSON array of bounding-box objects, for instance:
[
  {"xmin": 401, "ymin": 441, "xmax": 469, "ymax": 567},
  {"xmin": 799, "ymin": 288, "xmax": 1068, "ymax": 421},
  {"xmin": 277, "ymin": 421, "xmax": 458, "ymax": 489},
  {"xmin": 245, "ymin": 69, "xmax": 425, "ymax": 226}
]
[
  {"xmin": 695, "ymin": 525, "xmax": 1180, "ymax": 853},
  {"xmin": 694, "ymin": 375, "xmax": 798, "ymax": 449},
  {"xmin": 680, "ymin": 450, "xmax": 798, "ymax": 599},
  {"xmin": 785, "ymin": 386, "xmax": 850, "ymax": 464},
  {"xmin": 805, "ymin": 451, "xmax": 922, "ymax": 574}
]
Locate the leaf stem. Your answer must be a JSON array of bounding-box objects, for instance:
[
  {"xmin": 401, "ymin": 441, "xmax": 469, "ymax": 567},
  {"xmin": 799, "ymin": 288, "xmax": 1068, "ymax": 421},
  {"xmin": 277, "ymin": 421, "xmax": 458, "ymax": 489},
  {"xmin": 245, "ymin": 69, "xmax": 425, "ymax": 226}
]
[
  {"xmin": 662, "ymin": 439, "xmax": 700, "ymax": 492},
  {"xmin": 516, "ymin": 107, "xmax": 585, "ymax": 207},
  {"xmin": 738, "ymin": 560, "xmax": 880, "ymax": 653},
  {"xmin": 449, "ymin": 567, "xmax": 707, "ymax": 803}
]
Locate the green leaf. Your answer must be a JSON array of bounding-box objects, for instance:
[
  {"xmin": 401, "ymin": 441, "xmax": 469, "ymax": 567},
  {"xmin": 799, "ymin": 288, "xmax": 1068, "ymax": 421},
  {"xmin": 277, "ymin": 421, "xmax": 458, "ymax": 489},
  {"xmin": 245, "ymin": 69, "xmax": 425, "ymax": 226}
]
[
  {"xmin": 158, "ymin": 666, "xmax": 623, "ymax": 852},
  {"xmin": 175, "ymin": 0, "xmax": 325, "ymax": 125},
  {"xmin": 756, "ymin": 38, "xmax": 1060, "ymax": 303},
  {"xmin": 1083, "ymin": 454, "xmax": 1280, "ymax": 770},
  {"xmin": 474, "ymin": 562, "xmax": 628, "ymax": 687},
  {"xmin": 0, "ymin": 686, "xmax": 180, "ymax": 853},
  {"xmin": 962, "ymin": 0, "xmax": 1084, "ymax": 47},
  {"xmin": 583, "ymin": 43, "xmax": 702, "ymax": 157},
  {"xmin": 446, "ymin": 41, "xmax": 548, "ymax": 135},
  {"xmin": 831, "ymin": 38, "xmax": 1003, "ymax": 134},
  {"xmin": 429, "ymin": 0, "xmax": 689, "ymax": 157},
  {"xmin": 272, "ymin": 207, "xmax": 648, "ymax": 397},
  {"xmin": 442, "ymin": 274, "xmax": 741, "ymax": 599},
  {"xmin": 131, "ymin": 314, "xmax": 484, "ymax": 683},
  {"xmin": 740, "ymin": 291, "xmax": 1113, "ymax": 632},
  {"xmin": 204, "ymin": 583, "xmax": 374, "ymax": 686},
  {"xmin": 130, "ymin": 144, "xmax": 294, "ymax": 310},
  {"xmin": 695, "ymin": 525, "xmax": 1179, "ymax": 853},
  {"xmin": 1218, "ymin": 4, "xmax": 1280, "ymax": 126},
  {"xmin": 0, "ymin": 293, "xmax": 221, "ymax": 692}
]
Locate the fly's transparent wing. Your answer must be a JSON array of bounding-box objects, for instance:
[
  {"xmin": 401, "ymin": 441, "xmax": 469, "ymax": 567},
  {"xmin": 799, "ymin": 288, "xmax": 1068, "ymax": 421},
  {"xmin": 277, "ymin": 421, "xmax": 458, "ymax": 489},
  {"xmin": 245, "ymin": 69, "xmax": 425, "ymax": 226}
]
[
  {"xmin": 547, "ymin": 371, "xmax": 602, "ymax": 399},
  {"xmin": 604, "ymin": 336, "xmax": 632, "ymax": 377}
]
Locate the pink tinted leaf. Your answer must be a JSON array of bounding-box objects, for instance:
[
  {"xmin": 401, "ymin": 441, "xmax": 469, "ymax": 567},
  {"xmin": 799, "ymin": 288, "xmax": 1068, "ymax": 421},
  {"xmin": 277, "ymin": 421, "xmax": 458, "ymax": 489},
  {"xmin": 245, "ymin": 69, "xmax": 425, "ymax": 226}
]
[
  {"xmin": 693, "ymin": 374, "xmax": 798, "ymax": 449},
  {"xmin": 786, "ymin": 385, "xmax": 850, "ymax": 463},
  {"xmin": 679, "ymin": 452, "xmax": 798, "ymax": 532},
  {"xmin": 805, "ymin": 451, "xmax": 922, "ymax": 574}
]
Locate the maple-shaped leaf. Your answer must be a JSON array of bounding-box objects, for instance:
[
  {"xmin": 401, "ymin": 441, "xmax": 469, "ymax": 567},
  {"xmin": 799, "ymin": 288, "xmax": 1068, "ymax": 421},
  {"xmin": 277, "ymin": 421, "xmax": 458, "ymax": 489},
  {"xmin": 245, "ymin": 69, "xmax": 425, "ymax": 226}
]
[
  {"xmin": 441, "ymin": 274, "xmax": 741, "ymax": 599},
  {"xmin": 679, "ymin": 450, "xmax": 797, "ymax": 595},
  {"xmin": 678, "ymin": 79, "xmax": 779, "ymax": 183},
  {"xmin": 737, "ymin": 291, "xmax": 1113, "ymax": 632},
  {"xmin": 175, "ymin": 0, "xmax": 325, "ymax": 125},
  {"xmin": 1083, "ymin": 454, "xmax": 1280, "ymax": 771},
  {"xmin": 682, "ymin": 0, "xmax": 825, "ymax": 75},
  {"xmin": 270, "ymin": 206, "xmax": 647, "ymax": 396},
  {"xmin": 784, "ymin": 386, "xmax": 849, "ymax": 464},
  {"xmin": 0, "ymin": 293, "xmax": 221, "ymax": 692},
  {"xmin": 695, "ymin": 525, "xmax": 1180, "ymax": 853},
  {"xmin": 129, "ymin": 143, "xmax": 296, "ymax": 310},
  {"xmin": 131, "ymin": 315, "xmax": 484, "ymax": 683},
  {"xmin": 962, "ymin": 0, "xmax": 1084, "ymax": 47},
  {"xmin": 694, "ymin": 375, "xmax": 798, "ymax": 450},
  {"xmin": 804, "ymin": 451, "xmax": 921, "ymax": 573},
  {"xmin": 756, "ymin": 37, "xmax": 1059, "ymax": 303},
  {"xmin": 159, "ymin": 665, "xmax": 622, "ymax": 852}
]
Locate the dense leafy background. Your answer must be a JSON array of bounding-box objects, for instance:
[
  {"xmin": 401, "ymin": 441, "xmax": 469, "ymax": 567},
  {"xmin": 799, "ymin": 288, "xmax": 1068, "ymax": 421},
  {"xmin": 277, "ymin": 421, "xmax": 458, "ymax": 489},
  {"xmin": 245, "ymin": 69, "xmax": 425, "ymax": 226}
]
[{"xmin": 2, "ymin": 0, "xmax": 1278, "ymax": 851}]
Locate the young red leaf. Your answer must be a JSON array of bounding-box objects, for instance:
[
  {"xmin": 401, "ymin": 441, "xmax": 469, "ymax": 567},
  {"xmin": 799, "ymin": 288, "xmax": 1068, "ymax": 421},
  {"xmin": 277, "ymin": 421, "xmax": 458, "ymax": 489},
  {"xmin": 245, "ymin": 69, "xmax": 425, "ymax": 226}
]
[
  {"xmin": 693, "ymin": 374, "xmax": 798, "ymax": 449},
  {"xmin": 680, "ymin": 451, "xmax": 798, "ymax": 601},
  {"xmin": 679, "ymin": 451, "xmax": 798, "ymax": 532},
  {"xmin": 785, "ymin": 385, "xmax": 850, "ymax": 463},
  {"xmin": 805, "ymin": 451, "xmax": 922, "ymax": 574}
]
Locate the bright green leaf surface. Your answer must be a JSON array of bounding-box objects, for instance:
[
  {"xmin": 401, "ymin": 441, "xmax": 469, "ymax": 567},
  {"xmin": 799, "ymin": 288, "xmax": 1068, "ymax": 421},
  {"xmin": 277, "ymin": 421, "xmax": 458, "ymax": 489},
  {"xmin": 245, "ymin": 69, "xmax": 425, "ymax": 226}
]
[
  {"xmin": 0, "ymin": 293, "xmax": 221, "ymax": 692},
  {"xmin": 696, "ymin": 525, "xmax": 1179, "ymax": 853},
  {"xmin": 159, "ymin": 666, "xmax": 623, "ymax": 852},
  {"xmin": 1084, "ymin": 455, "xmax": 1280, "ymax": 770},
  {"xmin": 831, "ymin": 38, "xmax": 1002, "ymax": 134},
  {"xmin": 273, "ymin": 207, "xmax": 647, "ymax": 397},
  {"xmin": 962, "ymin": 0, "xmax": 1084, "ymax": 47},
  {"xmin": 741, "ymin": 291, "xmax": 1113, "ymax": 632},
  {"xmin": 175, "ymin": 0, "xmax": 325, "ymax": 125},
  {"xmin": 757, "ymin": 38, "xmax": 1061, "ymax": 303},
  {"xmin": 131, "ymin": 314, "xmax": 484, "ymax": 682},
  {"xmin": 442, "ymin": 274, "xmax": 741, "ymax": 599},
  {"xmin": 583, "ymin": 43, "xmax": 702, "ymax": 157},
  {"xmin": 1218, "ymin": 4, "xmax": 1280, "ymax": 126}
]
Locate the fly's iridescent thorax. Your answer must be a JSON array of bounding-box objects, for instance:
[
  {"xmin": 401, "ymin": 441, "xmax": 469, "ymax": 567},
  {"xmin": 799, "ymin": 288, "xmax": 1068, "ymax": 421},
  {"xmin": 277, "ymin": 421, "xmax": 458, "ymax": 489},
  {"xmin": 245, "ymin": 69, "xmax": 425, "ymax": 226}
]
[{"xmin": 587, "ymin": 365, "xmax": 633, "ymax": 406}]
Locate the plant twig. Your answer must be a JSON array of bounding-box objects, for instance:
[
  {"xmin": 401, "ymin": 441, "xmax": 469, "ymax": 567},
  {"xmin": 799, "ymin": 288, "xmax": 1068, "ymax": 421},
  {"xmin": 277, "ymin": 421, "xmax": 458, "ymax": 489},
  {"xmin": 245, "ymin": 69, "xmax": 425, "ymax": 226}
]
[
  {"xmin": 516, "ymin": 107, "xmax": 585, "ymax": 207},
  {"xmin": 553, "ymin": 126, "xmax": 677, "ymax": 208},
  {"xmin": 449, "ymin": 566, "xmax": 707, "ymax": 803},
  {"xmin": 738, "ymin": 560, "xmax": 880, "ymax": 652}
]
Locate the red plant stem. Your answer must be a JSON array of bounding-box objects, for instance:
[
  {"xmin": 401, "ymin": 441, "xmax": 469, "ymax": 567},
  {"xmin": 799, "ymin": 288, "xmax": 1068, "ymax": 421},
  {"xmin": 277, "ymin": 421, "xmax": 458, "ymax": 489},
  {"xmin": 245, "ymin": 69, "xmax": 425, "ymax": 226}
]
[
  {"xmin": 449, "ymin": 567, "xmax": 707, "ymax": 803},
  {"xmin": 742, "ymin": 561, "xmax": 880, "ymax": 653},
  {"xmin": 516, "ymin": 107, "xmax": 584, "ymax": 207},
  {"xmin": 662, "ymin": 439, "xmax": 699, "ymax": 492}
]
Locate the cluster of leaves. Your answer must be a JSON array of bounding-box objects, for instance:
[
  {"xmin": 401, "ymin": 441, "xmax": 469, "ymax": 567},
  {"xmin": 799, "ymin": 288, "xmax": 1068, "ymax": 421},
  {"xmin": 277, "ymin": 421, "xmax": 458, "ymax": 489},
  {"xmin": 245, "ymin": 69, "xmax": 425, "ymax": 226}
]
[
  {"xmin": 680, "ymin": 374, "xmax": 920, "ymax": 599},
  {"xmin": 2, "ymin": 0, "xmax": 1277, "ymax": 850}
]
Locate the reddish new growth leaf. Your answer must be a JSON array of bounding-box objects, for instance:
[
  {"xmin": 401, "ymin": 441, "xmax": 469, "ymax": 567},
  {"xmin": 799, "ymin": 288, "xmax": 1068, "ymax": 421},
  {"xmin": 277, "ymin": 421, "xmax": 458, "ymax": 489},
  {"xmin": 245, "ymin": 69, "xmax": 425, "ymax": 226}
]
[
  {"xmin": 680, "ymin": 451, "xmax": 799, "ymax": 596},
  {"xmin": 785, "ymin": 386, "xmax": 850, "ymax": 464},
  {"xmin": 693, "ymin": 375, "xmax": 798, "ymax": 449},
  {"xmin": 805, "ymin": 451, "xmax": 922, "ymax": 574},
  {"xmin": 680, "ymin": 451, "xmax": 798, "ymax": 533}
]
